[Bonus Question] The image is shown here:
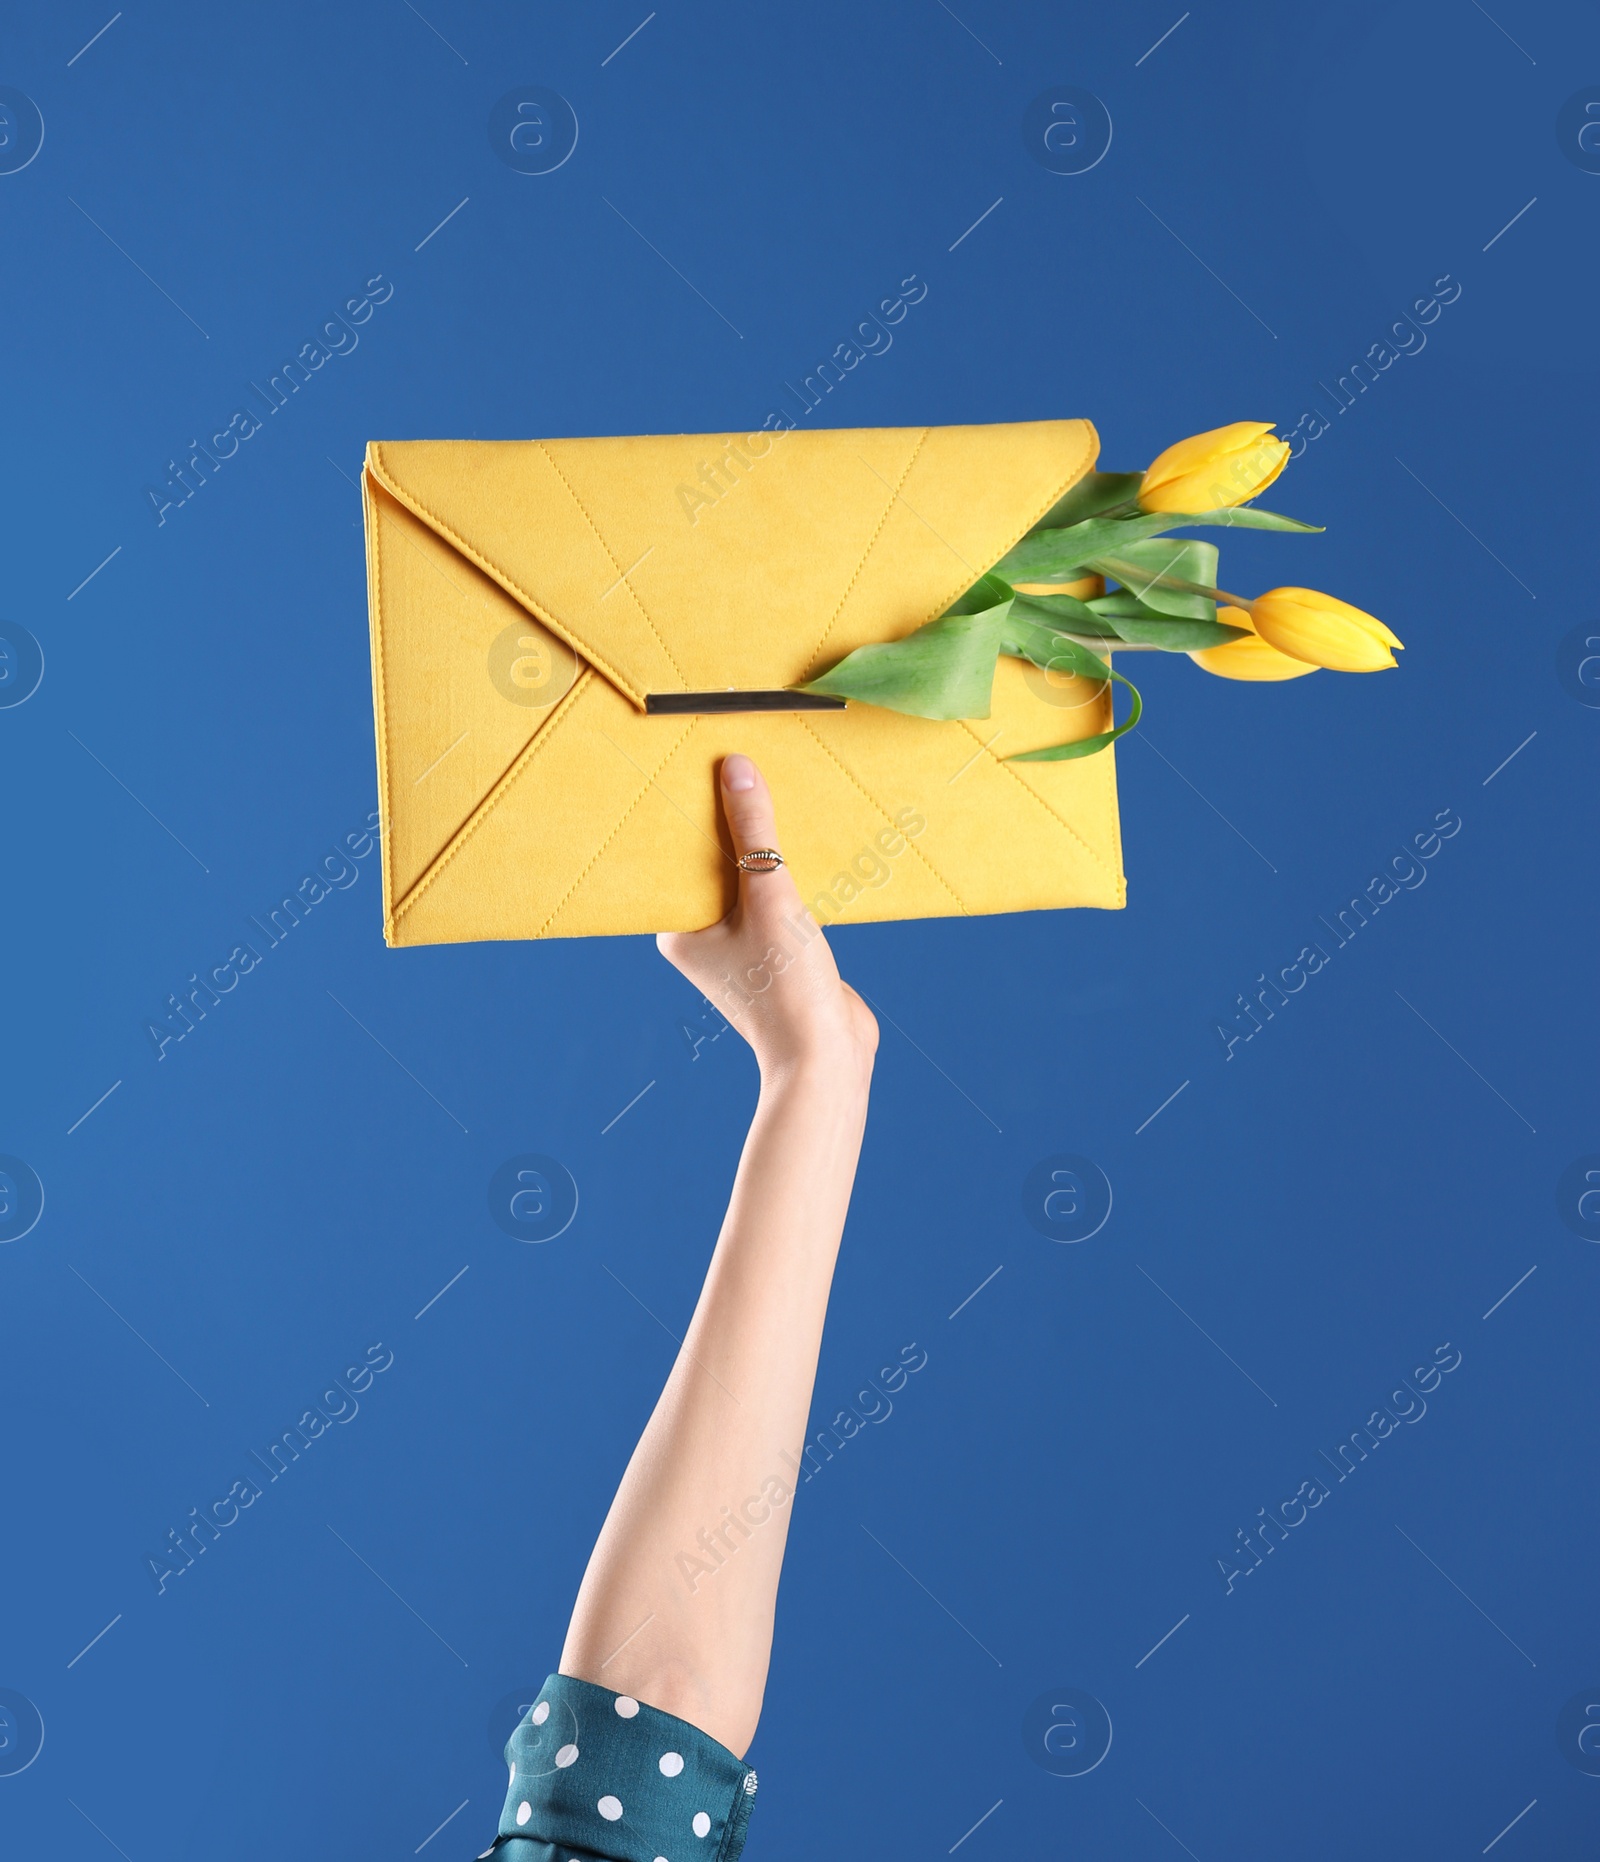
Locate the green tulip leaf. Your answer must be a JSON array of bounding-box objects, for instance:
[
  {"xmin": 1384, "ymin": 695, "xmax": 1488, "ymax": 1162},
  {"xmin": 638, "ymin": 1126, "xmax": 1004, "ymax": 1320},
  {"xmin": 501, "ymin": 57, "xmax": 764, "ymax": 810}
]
[
  {"xmin": 999, "ymin": 614, "xmax": 1118, "ymax": 680},
  {"xmin": 1006, "ymin": 590, "xmax": 1122, "ymax": 639},
  {"xmin": 1025, "ymin": 471, "xmax": 1146, "ymax": 534},
  {"xmin": 998, "ymin": 622, "xmax": 1141, "ymax": 758},
  {"xmin": 801, "ymin": 601, "xmax": 1009, "ymax": 720},
  {"xmin": 990, "ymin": 504, "xmax": 1322, "ymax": 584},
  {"xmin": 942, "ymin": 571, "xmax": 1016, "ymax": 616},
  {"xmin": 1181, "ymin": 505, "xmax": 1324, "ymax": 533},
  {"xmin": 1008, "ymin": 665, "xmax": 1144, "ymax": 762},
  {"xmin": 992, "ymin": 511, "xmax": 1183, "ymax": 583},
  {"xmin": 1089, "ymin": 593, "xmax": 1170, "ymax": 617},
  {"xmin": 1085, "ymin": 598, "xmax": 1250, "ymax": 649},
  {"xmin": 1091, "ymin": 538, "xmax": 1220, "ymax": 619}
]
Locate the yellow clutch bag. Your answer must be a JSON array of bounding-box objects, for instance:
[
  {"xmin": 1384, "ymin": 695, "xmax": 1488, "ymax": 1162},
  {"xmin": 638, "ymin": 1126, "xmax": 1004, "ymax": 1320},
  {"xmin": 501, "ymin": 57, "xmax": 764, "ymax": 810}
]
[{"xmin": 362, "ymin": 419, "xmax": 1125, "ymax": 945}]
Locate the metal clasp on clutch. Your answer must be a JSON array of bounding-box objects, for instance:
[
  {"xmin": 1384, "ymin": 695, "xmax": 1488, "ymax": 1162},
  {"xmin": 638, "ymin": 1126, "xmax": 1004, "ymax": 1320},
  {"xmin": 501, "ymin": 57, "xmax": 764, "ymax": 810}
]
[{"xmin": 645, "ymin": 690, "xmax": 847, "ymax": 715}]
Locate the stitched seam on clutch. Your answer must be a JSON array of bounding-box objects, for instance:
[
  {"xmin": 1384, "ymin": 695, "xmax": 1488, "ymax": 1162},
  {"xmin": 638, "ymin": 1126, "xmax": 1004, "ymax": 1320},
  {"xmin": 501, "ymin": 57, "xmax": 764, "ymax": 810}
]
[
  {"xmin": 805, "ymin": 427, "xmax": 930, "ymax": 672},
  {"xmin": 368, "ymin": 445, "xmax": 647, "ymax": 706},
  {"xmin": 533, "ymin": 440, "xmax": 691, "ymax": 688},
  {"xmin": 958, "ymin": 717, "xmax": 1119, "ymax": 882},
  {"xmin": 906, "ymin": 421, "xmax": 1102, "ymax": 646},
  {"xmin": 804, "ymin": 421, "xmax": 1099, "ymax": 683},
  {"xmin": 538, "ymin": 719, "xmax": 700, "ymax": 936},
  {"xmin": 798, "ymin": 719, "xmax": 969, "ymax": 914},
  {"xmin": 389, "ymin": 670, "xmax": 596, "ymax": 926}
]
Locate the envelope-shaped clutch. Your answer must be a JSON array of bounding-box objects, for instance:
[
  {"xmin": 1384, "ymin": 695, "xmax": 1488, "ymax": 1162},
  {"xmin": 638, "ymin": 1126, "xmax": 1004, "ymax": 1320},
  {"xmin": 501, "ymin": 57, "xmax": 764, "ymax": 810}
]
[{"xmin": 362, "ymin": 419, "xmax": 1125, "ymax": 945}]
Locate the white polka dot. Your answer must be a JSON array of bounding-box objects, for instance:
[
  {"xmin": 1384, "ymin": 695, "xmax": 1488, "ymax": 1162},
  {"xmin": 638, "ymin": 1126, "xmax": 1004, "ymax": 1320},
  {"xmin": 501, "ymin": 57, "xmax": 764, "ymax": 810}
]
[
  {"xmin": 598, "ymin": 1795, "xmax": 624, "ymax": 1821},
  {"xmin": 531, "ymin": 1701, "xmax": 550, "ymax": 1725},
  {"xmin": 516, "ymin": 1801, "xmax": 532, "ymax": 1826},
  {"xmin": 555, "ymin": 1743, "xmax": 579, "ymax": 1768},
  {"xmin": 693, "ymin": 1811, "xmax": 712, "ymax": 1838},
  {"xmin": 659, "ymin": 1751, "xmax": 684, "ymax": 1777},
  {"xmin": 615, "ymin": 1695, "xmax": 640, "ymax": 1718}
]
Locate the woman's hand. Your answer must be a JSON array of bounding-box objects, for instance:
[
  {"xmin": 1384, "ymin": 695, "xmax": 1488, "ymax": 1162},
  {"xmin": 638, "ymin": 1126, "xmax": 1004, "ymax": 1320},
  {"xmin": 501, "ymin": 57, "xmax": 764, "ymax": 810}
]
[{"xmin": 657, "ymin": 754, "xmax": 878, "ymax": 1085}]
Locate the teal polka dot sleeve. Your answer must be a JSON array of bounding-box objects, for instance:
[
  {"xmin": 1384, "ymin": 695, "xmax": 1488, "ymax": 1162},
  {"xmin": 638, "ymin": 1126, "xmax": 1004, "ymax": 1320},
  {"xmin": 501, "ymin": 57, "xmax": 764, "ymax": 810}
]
[{"xmin": 474, "ymin": 1674, "xmax": 758, "ymax": 1862}]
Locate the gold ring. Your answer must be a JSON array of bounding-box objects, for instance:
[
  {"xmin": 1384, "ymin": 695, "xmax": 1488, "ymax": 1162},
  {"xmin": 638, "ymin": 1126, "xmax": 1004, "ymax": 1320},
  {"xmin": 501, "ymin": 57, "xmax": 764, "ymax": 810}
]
[{"xmin": 736, "ymin": 847, "xmax": 785, "ymax": 873}]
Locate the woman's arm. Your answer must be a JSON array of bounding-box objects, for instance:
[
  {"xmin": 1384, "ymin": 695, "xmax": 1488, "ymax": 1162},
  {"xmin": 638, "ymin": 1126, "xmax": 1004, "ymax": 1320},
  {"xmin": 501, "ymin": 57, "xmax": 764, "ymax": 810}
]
[{"xmin": 559, "ymin": 754, "xmax": 877, "ymax": 1757}]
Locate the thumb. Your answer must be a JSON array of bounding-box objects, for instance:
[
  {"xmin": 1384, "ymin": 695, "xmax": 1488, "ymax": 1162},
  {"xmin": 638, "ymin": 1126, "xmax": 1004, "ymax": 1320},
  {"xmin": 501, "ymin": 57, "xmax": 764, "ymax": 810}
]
[
  {"xmin": 719, "ymin": 754, "xmax": 797, "ymax": 914},
  {"xmin": 719, "ymin": 754, "xmax": 778, "ymax": 855}
]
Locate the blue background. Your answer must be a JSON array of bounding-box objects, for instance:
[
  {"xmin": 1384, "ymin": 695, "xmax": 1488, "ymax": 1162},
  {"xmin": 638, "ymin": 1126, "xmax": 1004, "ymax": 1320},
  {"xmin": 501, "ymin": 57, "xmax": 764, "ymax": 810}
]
[{"xmin": 1, "ymin": 2, "xmax": 1595, "ymax": 1856}]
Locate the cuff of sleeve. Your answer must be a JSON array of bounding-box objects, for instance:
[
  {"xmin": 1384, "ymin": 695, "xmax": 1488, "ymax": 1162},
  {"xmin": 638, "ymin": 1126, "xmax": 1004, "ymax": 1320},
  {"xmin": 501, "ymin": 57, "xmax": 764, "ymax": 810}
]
[{"xmin": 498, "ymin": 1674, "xmax": 758, "ymax": 1862}]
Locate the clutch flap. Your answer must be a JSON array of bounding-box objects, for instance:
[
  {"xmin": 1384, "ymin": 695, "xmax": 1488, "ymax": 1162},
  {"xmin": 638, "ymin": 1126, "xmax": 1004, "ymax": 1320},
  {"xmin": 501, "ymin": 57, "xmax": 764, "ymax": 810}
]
[{"xmin": 364, "ymin": 421, "xmax": 1099, "ymax": 705}]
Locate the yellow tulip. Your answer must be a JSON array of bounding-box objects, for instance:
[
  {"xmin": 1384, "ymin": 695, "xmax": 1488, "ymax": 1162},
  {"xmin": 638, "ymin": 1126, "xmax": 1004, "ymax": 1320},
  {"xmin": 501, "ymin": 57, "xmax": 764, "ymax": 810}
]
[
  {"xmin": 1248, "ymin": 587, "xmax": 1402, "ymax": 672},
  {"xmin": 1139, "ymin": 421, "xmax": 1290, "ymax": 513},
  {"xmin": 1189, "ymin": 607, "xmax": 1318, "ymax": 681}
]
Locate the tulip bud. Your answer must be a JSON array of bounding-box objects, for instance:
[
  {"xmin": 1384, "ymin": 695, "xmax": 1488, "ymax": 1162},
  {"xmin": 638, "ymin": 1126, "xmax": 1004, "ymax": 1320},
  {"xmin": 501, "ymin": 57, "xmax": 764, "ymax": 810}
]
[
  {"xmin": 1138, "ymin": 422, "xmax": 1290, "ymax": 513},
  {"xmin": 1189, "ymin": 608, "xmax": 1319, "ymax": 681},
  {"xmin": 1248, "ymin": 587, "xmax": 1402, "ymax": 672}
]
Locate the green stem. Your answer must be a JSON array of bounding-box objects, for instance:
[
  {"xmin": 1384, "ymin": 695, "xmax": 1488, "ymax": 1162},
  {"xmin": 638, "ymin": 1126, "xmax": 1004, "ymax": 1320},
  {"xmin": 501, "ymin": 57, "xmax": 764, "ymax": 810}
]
[{"xmin": 1088, "ymin": 556, "xmax": 1253, "ymax": 609}]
